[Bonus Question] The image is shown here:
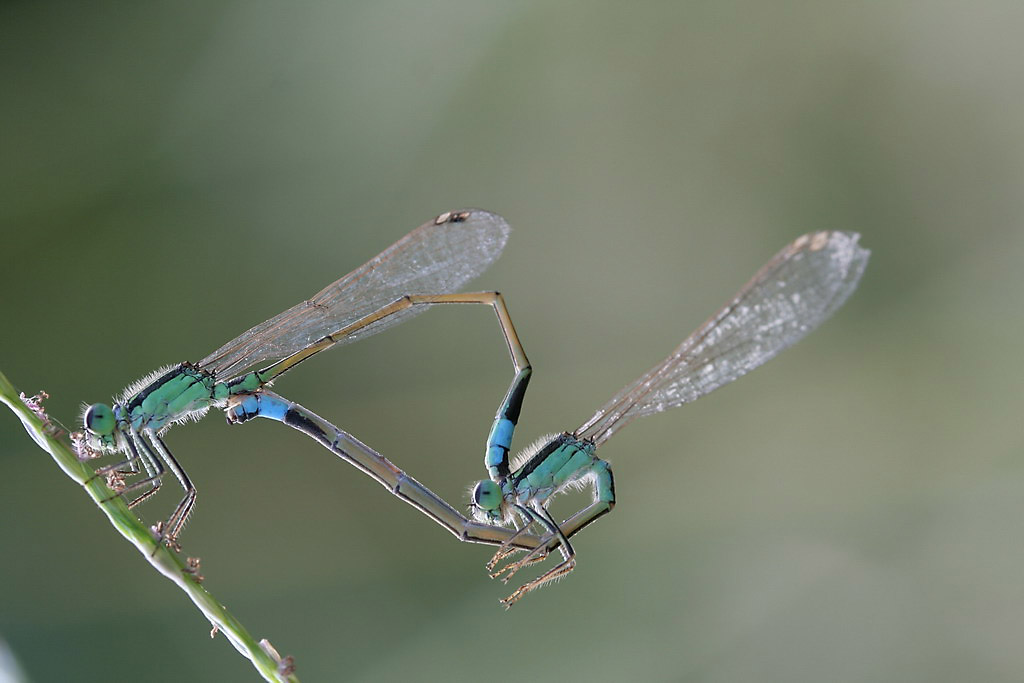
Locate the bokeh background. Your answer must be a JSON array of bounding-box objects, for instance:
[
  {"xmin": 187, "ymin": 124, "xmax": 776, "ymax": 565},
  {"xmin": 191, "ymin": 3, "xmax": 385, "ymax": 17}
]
[{"xmin": 2, "ymin": 2, "xmax": 1023, "ymax": 681}]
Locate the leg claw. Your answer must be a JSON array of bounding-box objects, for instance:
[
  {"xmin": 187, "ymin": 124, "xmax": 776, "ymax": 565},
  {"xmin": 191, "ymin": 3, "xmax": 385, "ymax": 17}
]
[{"xmin": 498, "ymin": 557, "xmax": 576, "ymax": 607}]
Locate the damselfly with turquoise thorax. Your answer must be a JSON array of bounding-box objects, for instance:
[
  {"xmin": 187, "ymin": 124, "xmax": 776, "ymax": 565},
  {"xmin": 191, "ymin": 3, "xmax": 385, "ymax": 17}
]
[
  {"xmin": 467, "ymin": 230, "xmax": 869, "ymax": 606},
  {"xmin": 80, "ymin": 209, "xmax": 546, "ymax": 552}
]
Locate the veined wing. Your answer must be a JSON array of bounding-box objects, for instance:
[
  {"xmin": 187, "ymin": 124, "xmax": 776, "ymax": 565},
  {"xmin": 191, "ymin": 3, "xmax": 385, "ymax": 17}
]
[
  {"xmin": 198, "ymin": 209, "xmax": 510, "ymax": 379},
  {"xmin": 575, "ymin": 231, "xmax": 869, "ymax": 447}
]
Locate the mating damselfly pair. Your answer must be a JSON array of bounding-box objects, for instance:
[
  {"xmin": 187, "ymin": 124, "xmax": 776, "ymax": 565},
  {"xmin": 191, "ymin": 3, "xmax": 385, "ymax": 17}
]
[{"xmin": 79, "ymin": 209, "xmax": 868, "ymax": 606}]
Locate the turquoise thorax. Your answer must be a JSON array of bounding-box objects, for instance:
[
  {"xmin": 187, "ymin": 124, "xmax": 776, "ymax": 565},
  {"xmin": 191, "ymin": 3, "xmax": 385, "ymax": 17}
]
[
  {"xmin": 117, "ymin": 363, "xmax": 266, "ymax": 433},
  {"xmin": 507, "ymin": 434, "xmax": 597, "ymax": 504}
]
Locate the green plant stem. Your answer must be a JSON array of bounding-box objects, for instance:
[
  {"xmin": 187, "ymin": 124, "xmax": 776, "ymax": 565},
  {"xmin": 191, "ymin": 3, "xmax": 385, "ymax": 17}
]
[{"xmin": 0, "ymin": 369, "xmax": 298, "ymax": 683}]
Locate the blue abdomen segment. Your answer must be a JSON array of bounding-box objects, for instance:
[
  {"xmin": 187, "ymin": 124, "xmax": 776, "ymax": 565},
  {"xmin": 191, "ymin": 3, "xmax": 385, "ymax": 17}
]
[
  {"xmin": 486, "ymin": 417, "xmax": 516, "ymax": 478},
  {"xmin": 225, "ymin": 393, "xmax": 289, "ymax": 424},
  {"xmin": 484, "ymin": 366, "xmax": 532, "ymax": 480}
]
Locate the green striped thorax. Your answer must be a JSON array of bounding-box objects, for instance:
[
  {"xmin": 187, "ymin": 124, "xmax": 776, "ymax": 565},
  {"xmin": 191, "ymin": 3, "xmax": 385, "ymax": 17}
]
[
  {"xmin": 470, "ymin": 432, "xmax": 601, "ymax": 526},
  {"xmin": 81, "ymin": 363, "xmax": 266, "ymax": 454}
]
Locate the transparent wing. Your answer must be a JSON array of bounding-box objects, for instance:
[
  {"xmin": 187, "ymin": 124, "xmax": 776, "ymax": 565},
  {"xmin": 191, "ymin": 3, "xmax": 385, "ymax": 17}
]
[
  {"xmin": 575, "ymin": 231, "xmax": 869, "ymax": 446},
  {"xmin": 198, "ymin": 209, "xmax": 510, "ymax": 379}
]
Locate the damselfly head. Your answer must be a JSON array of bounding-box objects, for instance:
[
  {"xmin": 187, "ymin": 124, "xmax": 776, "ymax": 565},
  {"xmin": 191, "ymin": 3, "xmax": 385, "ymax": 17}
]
[
  {"xmin": 470, "ymin": 479, "xmax": 510, "ymax": 524},
  {"xmin": 81, "ymin": 402, "xmax": 119, "ymax": 452}
]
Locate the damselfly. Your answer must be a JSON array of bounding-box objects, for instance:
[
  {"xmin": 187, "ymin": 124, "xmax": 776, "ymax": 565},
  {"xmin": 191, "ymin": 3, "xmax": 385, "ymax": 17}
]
[
  {"xmin": 80, "ymin": 209, "xmax": 543, "ymax": 551},
  {"xmin": 467, "ymin": 230, "xmax": 869, "ymax": 606}
]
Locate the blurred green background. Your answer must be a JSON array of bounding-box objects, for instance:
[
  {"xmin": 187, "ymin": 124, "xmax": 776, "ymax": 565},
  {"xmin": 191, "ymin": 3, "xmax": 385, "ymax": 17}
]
[{"xmin": 2, "ymin": 1, "xmax": 1023, "ymax": 681}]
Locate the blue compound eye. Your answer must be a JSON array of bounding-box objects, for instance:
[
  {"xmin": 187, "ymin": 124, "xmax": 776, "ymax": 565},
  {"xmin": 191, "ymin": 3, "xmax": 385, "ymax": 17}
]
[
  {"xmin": 472, "ymin": 480, "xmax": 502, "ymax": 511},
  {"xmin": 84, "ymin": 403, "xmax": 116, "ymax": 436}
]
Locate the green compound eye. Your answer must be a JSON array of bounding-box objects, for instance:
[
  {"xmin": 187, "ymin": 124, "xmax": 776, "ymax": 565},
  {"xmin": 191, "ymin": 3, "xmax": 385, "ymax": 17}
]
[
  {"xmin": 84, "ymin": 403, "xmax": 116, "ymax": 436},
  {"xmin": 472, "ymin": 480, "xmax": 502, "ymax": 511}
]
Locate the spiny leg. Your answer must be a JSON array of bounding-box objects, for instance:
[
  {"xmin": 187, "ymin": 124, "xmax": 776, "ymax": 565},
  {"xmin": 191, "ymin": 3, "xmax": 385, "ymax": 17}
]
[
  {"xmin": 89, "ymin": 459, "xmax": 137, "ymax": 488},
  {"xmin": 88, "ymin": 454, "xmax": 140, "ymax": 479},
  {"xmin": 492, "ymin": 493, "xmax": 617, "ymax": 581},
  {"xmin": 94, "ymin": 432, "xmax": 165, "ymax": 508},
  {"xmin": 87, "ymin": 430, "xmax": 148, "ymax": 482},
  {"xmin": 486, "ymin": 503, "xmax": 563, "ymax": 576},
  {"xmin": 496, "ymin": 460, "xmax": 616, "ymax": 606},
  {"xmin": 501, "ymin": 555, "xmax": 577, "ymax": 608},
  {"xmin": 498, "ymin": 504, "xmax": 576, "ymax": 608},
  {"xmin": 485, "ymin": 506, "xmax": 542, "ymax": 573},
  {"xmin": 493, "ymin": 504, "xmax": 572, "ymax": 579},
  {"xmin": 122, "ymin": 431, "xmax": 166, "ymax": 507},
  {"xmin": 145, "ymin": 430, "xmax": 196, "ymax": 550},
  {"xmin": 486, "ymin": 523, "xmax": 544, "ymax": 573},
  {"xmin": 488, "ymin": 537, "xmax": 552, "ymax": 577}
]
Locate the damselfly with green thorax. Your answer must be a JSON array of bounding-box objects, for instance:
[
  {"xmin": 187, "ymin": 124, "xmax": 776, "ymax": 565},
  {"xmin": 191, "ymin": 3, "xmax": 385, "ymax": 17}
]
[
  {"xmin": 466, "ymin": 230, "xmax": 869, "ymax": 606},
  {"xmin": 79, "ymin": 209, "xmax": 547, "ymax": 552}
]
